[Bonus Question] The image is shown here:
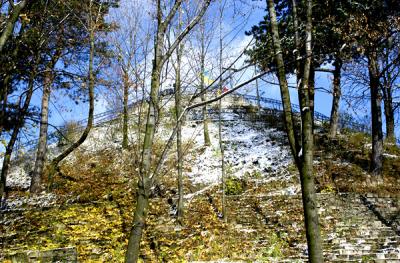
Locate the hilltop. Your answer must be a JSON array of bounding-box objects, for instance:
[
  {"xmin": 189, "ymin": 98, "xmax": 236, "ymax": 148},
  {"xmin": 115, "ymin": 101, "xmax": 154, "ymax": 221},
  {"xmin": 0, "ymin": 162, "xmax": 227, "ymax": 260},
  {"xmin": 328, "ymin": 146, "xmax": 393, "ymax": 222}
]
[{"xmin": 1, "ymin": 96, "xmax": 400, "ymax": 262}]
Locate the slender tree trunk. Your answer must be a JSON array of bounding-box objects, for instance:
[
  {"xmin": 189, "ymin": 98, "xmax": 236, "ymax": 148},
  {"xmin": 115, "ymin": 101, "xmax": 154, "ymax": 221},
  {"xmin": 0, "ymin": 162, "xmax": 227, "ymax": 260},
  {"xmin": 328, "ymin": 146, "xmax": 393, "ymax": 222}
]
[
  {"xmin": 298, "ymin": 1, "xmax": 323, "ymax": 260},
  {"xmin": 383, "ymin": 95, "xmax": 395, "ymax": 142},
  {"xmin": 218, "ymin": 2, "xmax": 226, "ymax": 222},
  {"xmin": 125, "ymin": 24, "xmax": 164, "ymax": 262},
  {"xmin": 267, "ymin": 0, "xmax": 323, "ymax": 261},
  {"xmin": 174, "ymin": 25, "xmax": 184, "ymax": 223},
  {"xmin": 0, "ymin": 75, "xmax": 11, "ymax": 138},
  {"xmin": 30, "ymin": 70, "xmax": 52, "ymax": 193},
  {"xmin": 309, "ymin": 65, "xmax": 315, "ymax": 128},
  {"xmin": 200, "ymin": 20, "xmax": 211, "ymax": 146},
  {"xmin": 0, "ymin": 65, "xmax": 36, "ymax": 203},
  {"xmin": 329, "ymin": 58, "xmax": 342, "ymax": 138},
  {"xmin": 267, "ymin": 0, "xmax": 299, "ymax": 165},
  {"xmin": 0, "ymin": 0, "xmax": 28, "ymax": 52},
  {"xmin": 122, "ymin": 70, "xmax": 129, "ymax": 149},
  {"xmin": 125, "ymin": 1, "xmax": 211, "ymax": 260},
  {"xmin": 126, "ymin": 66, "xmax": 161, "ymax": 263},
  {"xmin": 125, "ymin": 181, "xmax": 149, "ymax": 262},
  {"xmin": 382, "ymin": 77, "xmax": 395, "ymax": 142},
  {"xmin": 218, "ymin": 95, "xmax": 226, "ymax": 222},
  {"xmin": 368, "ymin": 50, "xmax": 383, "ymax": 180},
  {"xmin": 255, "ymin": 66, "xmax": 261, "ymax": 116},
  {"xmin": 48, "ymin": 29, "xmax": 96, "ymax": 188},
  {"xmin": 175, "ymin": 67, "xmax": 184, "ymax": 224}
]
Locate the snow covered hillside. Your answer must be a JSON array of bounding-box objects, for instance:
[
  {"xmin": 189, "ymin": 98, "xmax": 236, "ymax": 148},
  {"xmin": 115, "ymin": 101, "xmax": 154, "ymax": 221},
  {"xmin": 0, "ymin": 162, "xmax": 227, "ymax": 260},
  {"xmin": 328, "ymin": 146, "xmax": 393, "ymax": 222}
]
[{"xmin": 182, "ymin": 119, "xmax": 292, "ymax": 185}]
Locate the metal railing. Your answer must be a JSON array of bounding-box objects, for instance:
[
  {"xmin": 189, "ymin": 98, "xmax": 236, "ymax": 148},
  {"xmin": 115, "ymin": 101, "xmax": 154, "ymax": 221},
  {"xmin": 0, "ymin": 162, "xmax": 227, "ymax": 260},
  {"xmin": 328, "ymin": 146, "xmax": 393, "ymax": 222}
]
[{"xmin": 19, "ymin": 93, "xmax": 399, "ymax": 150}]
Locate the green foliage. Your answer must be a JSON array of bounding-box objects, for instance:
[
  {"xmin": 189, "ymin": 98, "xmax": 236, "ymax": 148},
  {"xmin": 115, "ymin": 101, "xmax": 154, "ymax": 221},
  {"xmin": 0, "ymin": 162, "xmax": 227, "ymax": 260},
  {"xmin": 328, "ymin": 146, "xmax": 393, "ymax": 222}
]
[
  {"xmin": 260, "ymin": 232, "xmax": 288, "ymax": 259},
  {"xmin": 225, "ymin": 177, "xmax": 245, "ymax": 195},
  {"xmin": 320, "ymin": 184, "xmax": 336, "ymax": 193},
  {"xmin": 347, "ymin": 132, "xmax": 370, "ymax": 149}
]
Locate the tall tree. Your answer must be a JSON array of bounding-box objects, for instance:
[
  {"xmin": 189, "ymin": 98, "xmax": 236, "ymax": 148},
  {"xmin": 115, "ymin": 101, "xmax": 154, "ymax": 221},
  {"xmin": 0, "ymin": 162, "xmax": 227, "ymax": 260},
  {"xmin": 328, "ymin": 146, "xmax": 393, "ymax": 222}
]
[
  {"xmin": 47, "ymin": 0, "xmax": 117, "ymax": 188},
  {"xmin": 0, "ymin": 53, "xmax": 40, "ymax": 203},
  {"xmin": 30, "ymin": 50, "xmax": 61, "ymax": 193},
  {"xmin": 218, "ymin": 0, "xmax": 226, "ymax": 222},
  {"xmin": 340, "ymin": 0, "xmax": 400, "ymax": 179},
  {"xmin": 124, "ymin": 1, "xmax": 211, "ymax": 261},
  {"xmin": 265, "ymin": 0, "xmax": 323, "ymax": 261},
  {"xmin": 0, "ymin": 0, "xmax": 29, "ymax": 53},
  {"xmin": 381, "ymin": 41, "xmax": 400, "ymax": 142},
  {"xmin": 329, "ymin": 57, "xmax": 343, "ymax": 137},
  {"xmin": 173, "ymin": 7, "xmax": 185, "ymax": 224},
  {"xmin": 30, "ymin": 0, "xmax": 95, "ymax": 193},
  {"xmin": 199, "ymin": 19, "xmax": 211, "ymax": 146}
]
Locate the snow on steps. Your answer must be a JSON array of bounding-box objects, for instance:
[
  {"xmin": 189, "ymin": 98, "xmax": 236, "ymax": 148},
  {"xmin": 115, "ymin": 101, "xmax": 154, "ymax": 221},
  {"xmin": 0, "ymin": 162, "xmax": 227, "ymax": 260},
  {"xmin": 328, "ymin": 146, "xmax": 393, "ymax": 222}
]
[{"xmin": 201, "ymin": 192, "xmax": 400, "ymax": 262}]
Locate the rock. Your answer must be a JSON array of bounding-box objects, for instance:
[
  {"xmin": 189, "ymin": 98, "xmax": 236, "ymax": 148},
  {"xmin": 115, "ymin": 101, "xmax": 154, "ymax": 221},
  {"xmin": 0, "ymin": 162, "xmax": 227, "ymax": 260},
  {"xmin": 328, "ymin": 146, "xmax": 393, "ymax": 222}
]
[{"xmin": 6, "ymin": 247, "xmax": 78, "ymax": 263}]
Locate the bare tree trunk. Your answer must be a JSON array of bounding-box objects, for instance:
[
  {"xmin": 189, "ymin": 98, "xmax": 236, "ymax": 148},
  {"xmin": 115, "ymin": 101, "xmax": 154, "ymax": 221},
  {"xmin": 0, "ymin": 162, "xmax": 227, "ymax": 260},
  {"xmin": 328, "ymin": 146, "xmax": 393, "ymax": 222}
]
[
  {"xmin": 382, "ymin": 73, "xmax": 396, "ymax": 142},
  {"xmin": 30, "ymin": 71, "xmax": 52, "ymax": 193},
  {"xmin": 309, "ymin": 65, "xmax": 315, "ymax": 128},
  {"xmin": 125, "ymin": 18, "xmax": 164, "ymax": 261},
  {"xmin": 267, "ymin": 0, "xmax": 299, "ymax": 165},
  {"xmin": 48, "ymin": 28, "xmax": 96, "ymax": 188},
  {"xmin": 30, "ymin": 50, "xmax": 61, "ymax": 194},
  {"xmin": 200, "ymin": 20, "xmax": 211, "ymax": 146},
  {"xmin": 125, "ymin": 60, "xmax": 161, "ymax": 263},
  {"xmin": 125, "ymin": 1, "xmax": 211, "ymax": 260},
  {"xmin": 329, "ymin": 58, "xmax": 342, "ymax": 138},
  {"xmin": 267, "ymin": 0, "xmax": 323, "ymax": 261},
  {"xmin": 174, "ymin": 25, "xmax": 184, "ymax": 223},
  {"xmin": 255, "ymin": 66, "xmax": 261, "ymax": 116},
  {"xmin": 218, "ymin": 1, "xmax": 226, "ymax": 222},
  {"xmin": 0, "ymin": 0, "xmax": 28, "ymax": 53},
  {"xmin": 298, "ymin": 1, "xmax": 323, "ymax": 260},
  {"xmin": 368, "ymin": 49, "xmax": 383, "ymax": 180},
  {"xmin": 0, "ymin": 75, "xmax": 11, "ymax": 138},
  {"xmin": 0, "ymin": 65, "xmax": 36, "ymax": 203},
  {"xmin": 218, "ymin": 96, "xmax": 226, "ymax": 222},
  {"xmin": 383, "ymin": 92, "xmax": 395, "ymax": 142},
  {"xmin": 122, "ymin": 70, "xmax": 129, "ymax": 149}
]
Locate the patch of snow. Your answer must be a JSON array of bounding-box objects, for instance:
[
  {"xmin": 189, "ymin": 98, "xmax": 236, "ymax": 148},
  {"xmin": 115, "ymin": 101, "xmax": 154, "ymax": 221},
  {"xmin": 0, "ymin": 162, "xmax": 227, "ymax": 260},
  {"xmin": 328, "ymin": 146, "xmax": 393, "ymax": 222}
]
[
  {"xmin": 184, "ymin": 120, "xmax": 292, "ymax": 185},
  {"xmin": 6, "ymin": 166, "xmax": 30, "ymax": 189},
  {"xmin": 383, "ymin": 153, "xmax": 398, "ymax": 159},
  {"xmin": 2, "ymin": 192, "xmax": 57, "ymax": 210}
]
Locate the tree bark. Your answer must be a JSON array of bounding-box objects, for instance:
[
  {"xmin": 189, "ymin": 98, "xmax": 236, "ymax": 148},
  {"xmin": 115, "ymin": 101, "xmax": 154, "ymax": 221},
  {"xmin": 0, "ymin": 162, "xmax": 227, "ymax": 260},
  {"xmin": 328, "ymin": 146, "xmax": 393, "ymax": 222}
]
[
  {"xmin": 368, "ymin": 50, "xmax": 383, "ymax": 180},
  {"xmin": 0, "ymin": 63, "xmax": 36, "ymax": 203},
  {"xmin": 298, "ymin": 1, "xmax": 323, "ymax": 261},
  {"xmin": 329, "ymin": 58, "xmax": 342, "ymax": 138},
  {"xmin": 266, "ymin": 0, "xmax": 299, "ymax": 166},
  {"xmin": 0, "ymin": 74, "xmax": 11, "ymax": 138},
  {"xmin": 125, "ymin": 19, "xmax": 164, "ymax": 262},
  {"xmin": 382, "ymin": 72, "xmax": 396, "ymax": 142},
  {"xmin": 308, "ymin": 65, "xmax": 315, "ymax": 128},
  {"xmin": 47, "ymin": 28, "xmax": 95, "ymax": 188},
  {"xmin": 200, "ymin": 20, "xmax": 211, "ymax": 146},
  {"xmin": 125, "ymin": 1, "xmax": 211, "ymax": 260},
  {"xmin": 174, "ymin": 29, "xmax": 184, "ymax": 223},
  {"xmin": 122, "ymin": 70, "xmax": 129, "ymax": 149},
  {"xmin": 267, "ymin": 0, "xmax": 323, "ymax": 261},
  {"xmin": 125, "ymin": 180, "xmax": 150, "ymax": 262},
  {"xmin": 218, "ymin": 1, "xmax": 226, "ymax": 222},
  {"xmin": 255, "ymin": 66, "xmax": 261, "ymax": 116},
  {"xmin": 383, "ymin": 92, "xmax": 395, "ymax": 142},
  {"xmin": 30, "ymin": 50, "xmax": 61, "ymax": 194},
  {"xmin": 30, "ymin": 70, "xmax": 52, "ymax": 193},
  {"xmin": 0, "ymin": 0, "xmax": 29, "ymax": 53}
]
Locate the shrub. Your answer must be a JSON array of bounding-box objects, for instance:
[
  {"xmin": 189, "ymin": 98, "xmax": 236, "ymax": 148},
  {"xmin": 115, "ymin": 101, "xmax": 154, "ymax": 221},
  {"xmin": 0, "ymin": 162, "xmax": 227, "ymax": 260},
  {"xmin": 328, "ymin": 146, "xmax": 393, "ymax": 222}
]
[{"xmin": 225, "ymin": 177, "xmax": 245, "ymax": 195}]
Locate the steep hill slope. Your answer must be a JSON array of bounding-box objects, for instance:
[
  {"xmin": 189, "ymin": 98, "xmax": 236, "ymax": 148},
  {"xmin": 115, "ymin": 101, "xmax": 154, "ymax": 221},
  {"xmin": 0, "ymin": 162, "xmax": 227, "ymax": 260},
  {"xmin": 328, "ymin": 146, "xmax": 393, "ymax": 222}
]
[{"xmin": 1, "ymin": 100, "xmax": 400, "ymax": 262}]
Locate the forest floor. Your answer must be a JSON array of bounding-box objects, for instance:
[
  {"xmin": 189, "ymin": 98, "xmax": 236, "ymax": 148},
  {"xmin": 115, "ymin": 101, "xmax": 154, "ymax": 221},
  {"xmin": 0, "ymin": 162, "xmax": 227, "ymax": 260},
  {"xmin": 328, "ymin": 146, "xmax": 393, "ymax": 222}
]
[{"xmin": 1, "ymin": 116, "xmax": 400, "ymax": 262}]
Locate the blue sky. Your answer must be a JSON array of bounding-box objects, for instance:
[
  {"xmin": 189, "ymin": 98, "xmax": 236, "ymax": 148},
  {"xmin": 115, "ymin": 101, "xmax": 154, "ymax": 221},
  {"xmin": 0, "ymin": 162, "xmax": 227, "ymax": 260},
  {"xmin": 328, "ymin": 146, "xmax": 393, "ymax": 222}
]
[{"xmin": 24, "ymin": 0, "xmax": 399, "ymax": 144}]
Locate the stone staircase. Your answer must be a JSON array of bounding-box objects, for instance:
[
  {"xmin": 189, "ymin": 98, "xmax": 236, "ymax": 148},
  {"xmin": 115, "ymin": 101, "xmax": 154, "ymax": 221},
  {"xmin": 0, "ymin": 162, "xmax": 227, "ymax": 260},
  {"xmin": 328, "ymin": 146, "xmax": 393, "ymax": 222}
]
[{"xmin": 218, "ymin": 192, "xmax": 400, "ymax": 262}]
